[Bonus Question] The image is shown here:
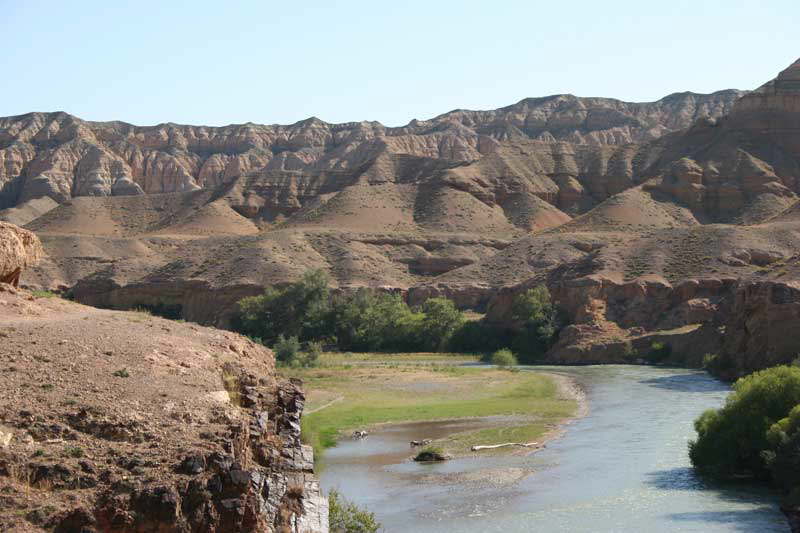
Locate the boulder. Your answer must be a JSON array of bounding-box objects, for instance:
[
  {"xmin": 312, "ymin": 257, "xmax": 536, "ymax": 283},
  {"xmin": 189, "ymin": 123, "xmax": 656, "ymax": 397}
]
[{"xmin": 0, "ymin": 222, "xmax": 43, "ymax": 286}]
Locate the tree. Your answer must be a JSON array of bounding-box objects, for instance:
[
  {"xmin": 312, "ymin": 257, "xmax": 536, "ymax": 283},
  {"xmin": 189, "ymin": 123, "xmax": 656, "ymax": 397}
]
[
  {"xmin": 418, "ymin": 298, "xmax": 465, "ymax": 351},
  {"xmin": 235, "ymin": 270, "xmax": 332, "ymax": 344},
  {"xmin": 330, "ymin": 289, "xmax": 421, "ymax": 351},
  {"xmin": 764, "ymin": 405, "xmax": 800, "ymax": 492},
  {"xmin": 510, "ymin": 286, "xmax": 559, "ymax": 362}
]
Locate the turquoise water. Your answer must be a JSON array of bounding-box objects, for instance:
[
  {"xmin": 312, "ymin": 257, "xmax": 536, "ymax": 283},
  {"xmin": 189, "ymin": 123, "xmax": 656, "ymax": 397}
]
[{"xmin": 319, "ymin": 365, "xmax": 789, "ymax": 532}]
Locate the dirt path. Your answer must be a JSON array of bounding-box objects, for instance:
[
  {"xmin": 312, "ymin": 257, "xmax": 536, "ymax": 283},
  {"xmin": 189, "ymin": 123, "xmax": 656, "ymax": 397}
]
[{"xmin": 306, "ymin": 395, "xmax": 344, "ymax": 414}]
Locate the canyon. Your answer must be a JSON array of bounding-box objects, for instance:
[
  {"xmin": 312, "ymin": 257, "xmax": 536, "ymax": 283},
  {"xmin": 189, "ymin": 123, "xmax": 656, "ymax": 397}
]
[{"xmin": 2, "ymin": 58, "xmax": 800, "ymax": 377}]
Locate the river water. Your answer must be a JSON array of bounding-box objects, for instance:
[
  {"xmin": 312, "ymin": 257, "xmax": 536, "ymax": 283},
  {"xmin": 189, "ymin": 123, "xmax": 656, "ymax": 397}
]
[{"xmin": 319, "ymin": 365, "xmax": 789, "ymax": 532}]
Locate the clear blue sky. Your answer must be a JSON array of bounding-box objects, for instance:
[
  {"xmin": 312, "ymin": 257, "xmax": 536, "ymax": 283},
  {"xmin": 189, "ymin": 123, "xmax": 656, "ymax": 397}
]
[{"xmin": 1, "ymin": 0, "xmax": 797, "ymax": 127}]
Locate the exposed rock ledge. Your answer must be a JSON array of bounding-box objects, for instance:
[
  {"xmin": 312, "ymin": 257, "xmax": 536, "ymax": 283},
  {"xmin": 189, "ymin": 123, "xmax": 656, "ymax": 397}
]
[{"xmin": 0, "ymin": 284, "xmax": 327, "ymax": 532}]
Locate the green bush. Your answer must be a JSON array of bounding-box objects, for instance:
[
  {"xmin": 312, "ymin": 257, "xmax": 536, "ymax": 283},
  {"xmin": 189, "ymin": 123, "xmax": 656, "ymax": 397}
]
[
  {"xmin": 274, "ymin": 335, "xmax": 301, "ymax": 365},
  {"xmin": 328, "ymin": 489, "xmax": 380, "ymax": 533},
  {"xmin": 329, "ymin": 289, "xmax": 424, "ymax": 352},
  {"xmin": 689, "ymin": 365, "xmax": 800, "ymax": 479},
  {"xmin": 490, "ymin": 348, "xmax": 518, "ymax": 368},
  {"xmin": 299, "ymin": 341, "xmax": 324, "ymax": 368}
]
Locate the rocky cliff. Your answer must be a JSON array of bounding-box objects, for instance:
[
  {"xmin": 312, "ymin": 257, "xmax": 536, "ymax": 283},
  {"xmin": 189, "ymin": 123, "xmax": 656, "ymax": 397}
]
[{"xmin": 0, "ymin": 283, "xmax": 327, "ymax": 532}]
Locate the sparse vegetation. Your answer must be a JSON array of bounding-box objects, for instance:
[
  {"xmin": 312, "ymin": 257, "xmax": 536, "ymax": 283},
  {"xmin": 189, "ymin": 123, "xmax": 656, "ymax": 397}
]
[
  {"xmin": 30, "ymin": 289, "xmax": 58, "ymax": 299},
  {"xmin": 273, "ymin": 335, "xmax": 323, "ymax": 368},
  {"xmin": 64, "ymin": 446, "xmax": 84, "ymax": 458}
]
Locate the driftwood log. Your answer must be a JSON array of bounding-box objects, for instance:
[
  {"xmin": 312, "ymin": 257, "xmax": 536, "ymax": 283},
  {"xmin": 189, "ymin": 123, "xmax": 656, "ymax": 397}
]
[{"xmin": 471, "ymin": 442, "xmax": 539, "ymax": 451}]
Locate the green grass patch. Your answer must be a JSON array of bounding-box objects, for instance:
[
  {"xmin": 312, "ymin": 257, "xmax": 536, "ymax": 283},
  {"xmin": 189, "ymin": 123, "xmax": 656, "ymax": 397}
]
[
  {"xmin": 30, "ymin": 289, "xmax": 58, "ymax": 299},
  {"xmin": 287, "ymin": 354, "xmax": 576, "ymax": 457}
]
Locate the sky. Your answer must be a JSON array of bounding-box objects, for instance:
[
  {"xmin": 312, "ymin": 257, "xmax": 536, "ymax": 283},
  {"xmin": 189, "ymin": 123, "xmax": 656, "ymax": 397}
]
[{"xmin": 0, "ymin": 0, "xmax": 797, "ymax": 127}]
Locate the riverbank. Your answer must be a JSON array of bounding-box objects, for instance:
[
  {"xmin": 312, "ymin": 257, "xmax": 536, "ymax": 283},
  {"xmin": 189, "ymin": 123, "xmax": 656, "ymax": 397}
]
[
  {"xmin": 280, "ymin": 353, "xmax": 584, "ymax": 458},
  {"xmin": 319, "ymin": 365, "xmax": 788, "ymax": 532}
]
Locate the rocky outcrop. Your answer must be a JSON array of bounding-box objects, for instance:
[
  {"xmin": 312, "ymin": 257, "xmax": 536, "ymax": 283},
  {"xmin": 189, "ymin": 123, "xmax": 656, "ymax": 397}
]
[
  {"xmin": 641, "ymin": 58, "xmax": 800, "ymax": 223},
  {"xmin": 0, "ymin": 287, "xmax": 327, "ymax": 532},
  {"xmin": 0, "ymin": 221, "xmax": 43, "ymax": 286},
  {"xmin": 717, "ymin": 280, "xmax": 800, "ymax": 375}
]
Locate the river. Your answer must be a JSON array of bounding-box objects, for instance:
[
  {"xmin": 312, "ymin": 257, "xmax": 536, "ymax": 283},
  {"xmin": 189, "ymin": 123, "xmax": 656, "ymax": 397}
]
[{"xmin": 319, "ymin": 365, "xmax": 789, "ymax": 532}]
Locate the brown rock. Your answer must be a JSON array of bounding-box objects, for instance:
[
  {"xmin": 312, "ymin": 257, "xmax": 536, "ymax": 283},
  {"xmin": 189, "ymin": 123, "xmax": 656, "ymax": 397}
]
[{"xmin": 0, "ymin": 221, "xmax": 43, "ymax": 286}]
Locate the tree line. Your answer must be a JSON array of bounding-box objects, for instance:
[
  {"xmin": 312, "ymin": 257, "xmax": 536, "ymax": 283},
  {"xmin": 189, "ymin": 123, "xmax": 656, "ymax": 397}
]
[{"xmin": 231, "ymin": 270, "xmax": 562, "ymax": 366}]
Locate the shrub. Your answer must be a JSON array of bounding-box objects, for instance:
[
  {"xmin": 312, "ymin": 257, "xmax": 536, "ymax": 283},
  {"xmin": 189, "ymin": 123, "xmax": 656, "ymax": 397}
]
[
  {"xmin": 511, "ymin": 286, "xmax": 554, "ymax": 326},
  {"xmin": 112, "ymin": 368, "xmax": 130, "ymax": 378},
  {"xmin": 299, "ymin": 341, "xmax": 324, "ymax": 368},
  {"xmin": 328, "ymin": 489, "xmax": 380, "ymax": 533},
  {"xmin": 273, "ymin": 335, "xmax": 301, "ymax": 365},
  {"xmin": 647, "ymin": 341, "xmax": 671, "ymax": 363},
  {"xmin": 233, "ymin": 271, "xmax": 482, "ymax": 354},
  {"xmin": 330, "ymin": 289, "xmax": 423, "ymax": 352},
  {"xmin": 31, "ymin": 290, "xmax": 57, "ymax": 299},
  {"xmin": 491, "ymin": 348, "xmax": 517, "ymax": 368},
  {"xmin": 413, "ymin": 445, "xmax": 447, "ymax": 462},
  {"xmin": 64, "ymin": 446, "xmax": 84, "ymax": 458},
  {"xmin": 689, "ymin": 365, "xmax": 800, "ymax": 479}
]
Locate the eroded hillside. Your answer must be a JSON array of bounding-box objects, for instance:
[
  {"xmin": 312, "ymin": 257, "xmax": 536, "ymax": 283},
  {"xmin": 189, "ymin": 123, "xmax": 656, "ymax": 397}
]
[{"xmin": 4, "ymin": 59, "xmax": 800, "ymax": 375}]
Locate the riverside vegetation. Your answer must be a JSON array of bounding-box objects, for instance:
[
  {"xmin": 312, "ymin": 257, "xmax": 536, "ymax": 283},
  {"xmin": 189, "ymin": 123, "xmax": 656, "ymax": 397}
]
[
  {"xmin": 690, "ymin": 365, "xmax": 800, "ymax": 516},
  {"xmin": 230, "ymin": 270, "xmax": 578, "ymax": 455},
  {"xmin": 232, "ymin": 269, "xmax": 561, "ymax": 365}
]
